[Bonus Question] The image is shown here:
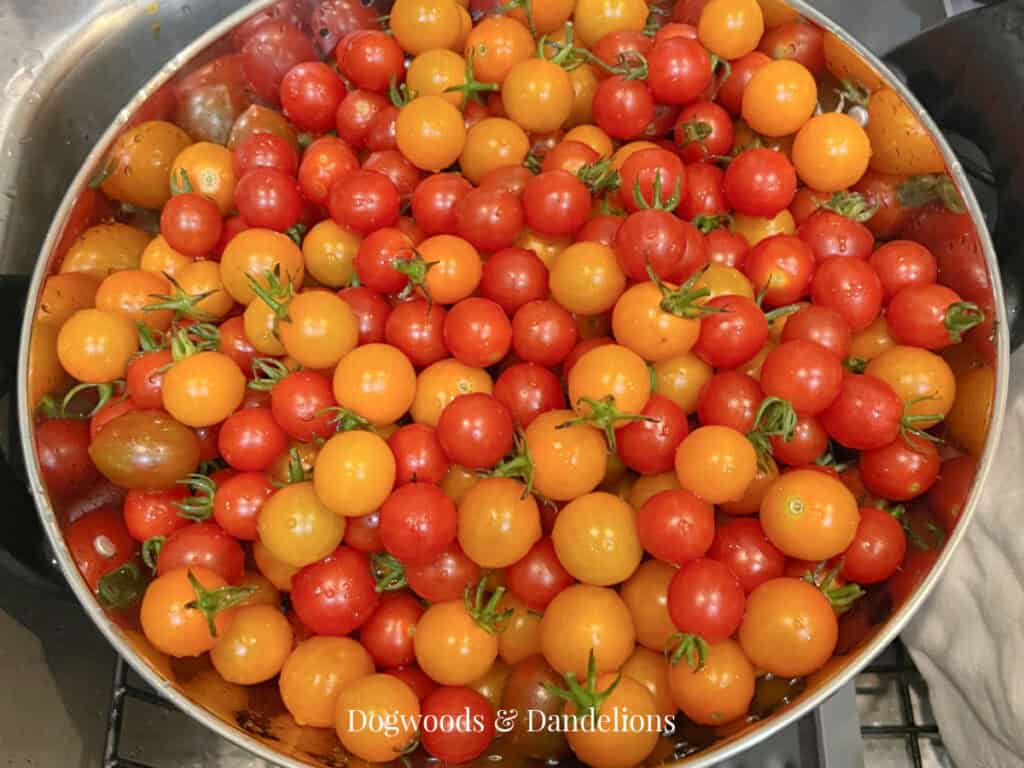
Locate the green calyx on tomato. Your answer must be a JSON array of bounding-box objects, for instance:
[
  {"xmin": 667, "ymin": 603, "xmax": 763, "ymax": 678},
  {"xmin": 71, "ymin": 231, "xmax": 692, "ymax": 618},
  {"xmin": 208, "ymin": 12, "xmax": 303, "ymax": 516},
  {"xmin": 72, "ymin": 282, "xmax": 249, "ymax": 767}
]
[
  {"xmin": 576, "ymin": 158, "xmax": 621, "ymax": 195},
  {"xmin": 137, "ymin": 322, "xmax": 166, "ymax": 353},
  {"xmin": 665, "ymin": 632, "xmax": 710, "ymax": 671},
  {"xmin": 633, "ymin": 172, "xmax": 681, "ymax": 213},
  {"xmin": 393, "ymin": 249, "xmax": 438, "ymax": 303},
  {"xmin": 835, "ymin": 78, "xmax": 870, "ymax": 110},
  {"xmin": 801, "ymin": 561, "xmax": 864, "ymax": 614},
  {"xmin": 147, "ymin": 273, "xmax": 217, "ymax": 322},
  {"xmin": 944, "ymin": 302, "xmax": 984, "ymax": 344},
  {"xmin": 183, "ymin": 569, "xmax": 256, "ymax": 638},
  {"xmin": 169, "ymin": 322, "xmax": 221, "ymax": 362},
  {"xmin": 445, "ymin": 50, "xmax": 499, "ymax": 109},
  {"xmin": 389, "ymin": 75, "xmax": 418, "ymax": 108},
  {"xmin": 843, "ymin": 356, "xmax": 868, "ymax": 374},
  {"xmin": 881, "ymin": 502, "xmax": 945, "ymax": 552},
  {"xmin": 174, "ymin": 473, "xmax": 217, "ymax": 521},
  {"xmin": 546, "ymin": 649, "xmax": 621, "ymax": 718},
  {"xmin": 169, "ymin": 169, "xmax": 195, "ymax": 196},
  {"xmin": 746, "ymin": 396, "xmax": 797, "ymax": 471},
  {"xmin": 247, "ymin": 266, "xmax": 296, "ymax": 331},
  {"xmin": 896, "ymin": 173, "xmax": 966, "ymax": 214},
  {"xmin": 647, "ymin": 264, "xmax": 718, "ymax": 319},
  {"xmin": 558, "ymin": 395, "xmax": 654, "ymax": 453},
  {"xmin": 489, "ymin": 431, "xmax": 536, "ymax": 498},
  {"xmin": 285, "ymin": 223, "xmax": 308, "ymax": 247},
  {"xmin": 899, "ymin": 395, "xmax": 945, "ymax": 449},
  {"xmin": 274, "ymin": 446, "xmax": 312, "ymax": 487},
  {"xmin": 495, "ymin": 0, "xmax": 536, "ymax": 37},
  {"xmin": 822, "ymin": 191, "xmax": 877, "ymax": 223},
  {"xmin": 248, "ymin": 357, "xmax": 294, "ymax": 391},
  {"xmin": 464, "ymin": 578, "xmax": 513, "ymax": 634},
  {"xmin": 318, "ymin": 405, "xmax": 373, "ymax": 434},
  {"xmin": 53, "ymin": 379, "xmax": 127, "ymax": 420},
  {"xmin": 141, "ymin": 536, "xmax": 164, "ymax": 573},
  {"xmin": 371, "ymin": 552, "xmax": 408, "ymax": 593},
  {"xmin": 693, "ymin": 213, "xmax": 731, "ymax": 234},
  {"xmin": 97, "ymin": 561, "xmax": 147, "ymax": 611}
]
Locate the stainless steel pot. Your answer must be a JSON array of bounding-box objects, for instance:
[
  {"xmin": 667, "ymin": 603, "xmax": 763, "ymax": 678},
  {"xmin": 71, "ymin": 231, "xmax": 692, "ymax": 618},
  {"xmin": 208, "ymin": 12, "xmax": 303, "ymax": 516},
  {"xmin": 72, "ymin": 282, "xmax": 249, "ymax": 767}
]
[{"xmin": 10, "ymin": 1, "xmax": 1014, "ymax": 766}]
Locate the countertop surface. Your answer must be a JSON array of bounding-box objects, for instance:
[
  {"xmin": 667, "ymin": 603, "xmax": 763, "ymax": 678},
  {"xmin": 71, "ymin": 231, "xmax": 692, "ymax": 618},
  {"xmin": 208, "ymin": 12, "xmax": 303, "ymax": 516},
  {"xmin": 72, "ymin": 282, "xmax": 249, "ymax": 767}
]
[{"xmin": 0, "ymin": 1, "xmax": 963, "ymax": 766}]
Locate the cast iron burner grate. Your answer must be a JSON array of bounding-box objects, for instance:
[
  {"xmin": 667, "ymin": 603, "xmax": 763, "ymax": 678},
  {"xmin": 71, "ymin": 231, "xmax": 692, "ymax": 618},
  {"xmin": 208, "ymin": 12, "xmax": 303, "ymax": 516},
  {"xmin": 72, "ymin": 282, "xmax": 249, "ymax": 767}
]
[{"xmin": 101, "ymin": 641, "xmax": 951, "ymax": 768}]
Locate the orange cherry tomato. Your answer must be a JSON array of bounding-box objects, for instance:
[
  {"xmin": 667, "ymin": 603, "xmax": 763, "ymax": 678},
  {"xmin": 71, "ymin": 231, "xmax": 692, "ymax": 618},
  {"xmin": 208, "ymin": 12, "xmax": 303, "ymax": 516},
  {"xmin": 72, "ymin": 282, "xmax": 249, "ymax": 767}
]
[
  {"xmin": 257, "ymin": 482, "xmax": 347, "ymax": 567},
  {"xmin": 334, "ymin": 343, "xmax": 417, "ymax": 426},
  {"xmin": 564, "ymin": 124, "xmax": 613, "ymax": 159},
  {"xmin": 612, "ymin": 282, "xmax": 702, "ymax": 361},
  {"xmin": 653, "ymin": 353, "xmax": 714, "ymax": 414},
  {"xmin": 279, "ymin": 290, "xmax": 359, "ymax": 370},
  {"xmin": 391, "ymin": 0, "xmax": 463, "ymax": 54},
  {"xmin": 210, "ymin": 604, "xmax": 294, "ymax": 685},
  {"xmin": 411, "ymin": 358, "xmax": 493, "ymax": 427},
  {"xmin": 742, "ymin": 59, "xmax": 818, "ymax": 138},
  {"xmin": 946, "ymin": 364, "xmax": 994, "ymax": 457},
  {"xmin": 731, "ymin": 209, "xmax": 796, "ymax": 246},
  {"xmin": 628, "ymin": 471, "xmax": 681, "ymax": 509},
  {"xmin": 552, "ymin": 491, "xmax": 643, "ymax": 585},
  {"xmin": 37, "ymin": 273, "xmax": 100, "ymax": 328},
  {"xmin": 501, "ymin": 59, "xmax": 574, "ymax": 134},
  {"xmin": 219, "ymin": 228, "xmax": 305, "ymax": 306},
  {"xmin": 314, "ymin": 430, "xmax": 396, "ymax": 517},
  {"xmin": 574, "ymin": 0, "xmax": 648, "ymax": 48},
  {"xmin": 176, "ymin": 259, "xmax": 235, "ymax": 320},
  {"xmin": 458, "ymin": 477, "xmax": 541, "ymax": 568},
  {"xmin": 101, "ymin": 120, "xmax": 193, "ymax": 210},
  {"xmin": 396, "ymin": 96, "xmax": 467, "ymax": 172},
  {"xmin": 418, "ymin": 235, "xmax": 483, "ymax": 304},
  {"xmin": 850, "ymin": 316, "xmax": 894, "ymax": 362},
  {"xmin": 550, "ymin": 242, "xmax": 626, "ymax": 315},
  {"xmin": 760, "ymin": 468, "xmax": 860, "ymax": 560},
  {"xmin": 866, "ymin": 88, "xmax": 946, "ymax": 176},
  {"xmin": 60, "ymin": 223, "xmax": 151, "ymax": 279},
  {"xmin": 253, "ymin": 540, "xmax": 300, "ymax": 592},
  {"xmin": 162, "ymin": 351, "xmax": 246, "ymax": 427},
  {"xmin": 335, "ymin": 674, "xmax": 421, "ymax": 762},
  {"xmin": 302, "ymin": 220, "xmax": 360, "ymax": 288},
  {"xmin": 140, "ymin": 235, "xmax": 191, "ymax": 279},
  {"xmin": 738, "ymin": 577, "xmax": 838, "ymax": 677},
  {"xmin": 540, "ymin": 584, "xmax": 636, "ymax": 678},
  {"xmin": 170, "ymin": 141, "xmax": 236, "ymax": 214},
  {"xmin": 525, "ymin": 409, "xmax": 607, "ymax": 501},
  {"xmin": 568, "ymin": 343, "xmax": 651, "ymax": 416},
  {"xmin": 95, "ymin": 269, "xmax": 173, "ymax": 332},
  {"xmin": 792, "ymin": 112, "xmax": 872, "ymax": 193},
  {"xmin": 823, "ymin": 31, "xmax": 885, "ymax": 93},
  {"xmin": 466, "ymin": 17, "xmax": 535, "ymax": 85},
  {"xmin": 621, "ymin": 559, "xmax": 677, "ymax": 652},
  {"xmin": 668, "ymin": 639, "xmax": 755, "ymax": 725},
  {"xmin": 56, "ymin": 308, "xmax": 139, "ymax": 384},
  {"xmin": 866, "ymin": 345, "xmax": 956, "ymax": 429},
  {"xmin": 675, "ymin": 425, "xmax": 757, "ymax": 504},
  {"xmin": 280, "ymin": 636, "xmax": 375, "ymax": 727},
  {"xmin": 459, "ymin": 118, "xmax": 531, "ymax": 184},
  {"xmin": 698, "ymin": 0, "xmax": 765, "ymax": 60}
]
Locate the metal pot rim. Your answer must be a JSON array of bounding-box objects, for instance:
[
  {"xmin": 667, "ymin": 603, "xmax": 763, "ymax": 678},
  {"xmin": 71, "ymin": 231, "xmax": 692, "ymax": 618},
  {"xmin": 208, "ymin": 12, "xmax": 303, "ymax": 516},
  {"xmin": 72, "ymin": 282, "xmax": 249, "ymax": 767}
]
[{"xmin": 15, "ymin": 1, "xmax": 1011, "ymax": 766}]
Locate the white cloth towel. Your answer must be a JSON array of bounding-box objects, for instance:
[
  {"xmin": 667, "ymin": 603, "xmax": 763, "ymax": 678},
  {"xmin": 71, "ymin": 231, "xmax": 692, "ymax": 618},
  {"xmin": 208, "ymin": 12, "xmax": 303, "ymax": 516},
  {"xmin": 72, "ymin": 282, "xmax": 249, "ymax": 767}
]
[{"xmin": 902, "ymin": 349, "xmax": 1024, "ymax": 768}]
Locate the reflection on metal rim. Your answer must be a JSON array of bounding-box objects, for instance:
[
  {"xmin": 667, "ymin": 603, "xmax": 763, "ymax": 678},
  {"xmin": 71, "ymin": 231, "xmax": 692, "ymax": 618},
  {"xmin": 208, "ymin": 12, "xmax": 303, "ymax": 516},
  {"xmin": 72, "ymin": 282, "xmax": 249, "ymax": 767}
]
[{"xmin": 14, "ymin": 0, "xmax": 1010, "ymax": 766}]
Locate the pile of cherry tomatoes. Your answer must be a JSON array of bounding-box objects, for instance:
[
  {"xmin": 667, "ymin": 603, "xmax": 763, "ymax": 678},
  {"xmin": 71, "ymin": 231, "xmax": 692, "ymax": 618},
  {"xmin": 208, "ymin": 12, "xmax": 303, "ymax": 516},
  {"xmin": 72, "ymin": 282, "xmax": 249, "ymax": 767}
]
[{"xmin": 29, "ymin": 0, "xmax": 998, "ymax": 764}]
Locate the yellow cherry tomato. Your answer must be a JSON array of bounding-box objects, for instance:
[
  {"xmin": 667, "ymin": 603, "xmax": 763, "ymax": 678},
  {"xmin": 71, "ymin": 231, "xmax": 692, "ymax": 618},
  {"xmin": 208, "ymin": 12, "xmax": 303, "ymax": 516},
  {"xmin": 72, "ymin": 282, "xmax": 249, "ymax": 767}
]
[
  {"xmin": 28, "ymin": 323, "xmax": 66, "ymax": 409},
  {"xmin": 391, "ymin": 0, "xmax": 463, "ymax": 54},
  {"xmin": 280, "ymin": 636, "xmax": 375, "ymax": 727},
  {"xmin": 574, "ymin": 0, "xmax": 648, "ymax": 47},
  {"xmin": 243, "ymin": 298, "xmax": 286, "ymax": 356},
  {"xmin": 564, "ymin": 124, "xmax": 614, "ymax": 158},
  {"xmin": 397, "ymin": 96, "xmax": 467, "ymax": 172},
  {"xmin": 761, "ymin": 469, "xmax": 860, "ymax": 560},
  {"xmin": 458, "ymin": 477, "xmax": 541, "ymax": 568},
  {"xmin": 866, "ymin": 345, "xmax": 956, "ymax": 429},
  {"xmin": 411, "ymin": 358, "xmax": 493, "ymax": 426},
  {"xmin": 101, "ymin": 120, "xmax": 192, "ymax": 210},
  {"xmin": 612, "ymin": 282, "xmax": 701, "ymax": 362},
  {"xmin": 414, "ymin": 598, "xmax": 500, "ymax": 684},
  {"xmin": 220, "ymin": 228, "xmax": 305, "ymax": 306},
  {"xmin": 568, "ymin": 343, "xmax": 651, "ymax": 418},
  {"xmin": 170, "ymin": 141, "xmax": 236, "ymax": 214},
  {"xmin": 455, "ymin": 5, "xmax": 473, "ymax": 50},
  {"xmin": 459, "ymin": 117, "xmax": 531, "ymax": 184},
  {"xmin": 418, "ymin": 234, "xmax": 483, "ymax": 303},
  {"xmin": 407, "ymin": 49, "xmax": 468, "ymax": 108},
  {"xmin": 850, "ymin": 316, "xmax": 895, "ymax": 363},
  {"xmin": 335, "ymin": 675, "xmax": 421, "ymax": 762},
  {"xmin": 501, "ymin": 59, "xmax": 574, "ymax": 134},
  {"xmin": 742, "ymin": 59, "xmax": 818, "ymax": 138},
  {"xmin": 721, "ymin": 456, "xmax": 779, "ymax": 516},
  {"xmin": 565, "ymin": 673, "xmax": 659, "ymax": 768},
  {"xmin": 302, "ymin": 220, "xmax": 359, "ymax": 288},
  {"xmin": 56, "ymin": 308, "xmax": 138, "ymax": 384},
  {"xmin": 553, "ymin": 492, "xmax": 642, "ymax": 585},
  {"xmin": 515, "ymin": 227, "xmax": 570, "ymax": 269},
  {"xmin": 669, "ymin": 639, "xmax": 755, "ymax": 725},
  {"xmin": 540, "ymin": 584, "xmax": 636, "ymax": 678},
  {"xmin": 757, "ymin": 0, "xmax": 799, "ymax": 27},
  {"xmin": 499, "ymin": 593, "xmax": 543, "ymax": 665},
  {"xmin": 823, "ymin": 31, "xmax": 885, "ymax": 93},
  {"xmin": 653, "ymin": 353, "xmax": 713, "ymax": 414},
  {"xmin": 611, "ymin": 140, "xmax": 659, "ymax": 170},
  {"xmin": 237, "ymin": 571, "xmax": 280, "ymax": 608},
  {"xmin": 698, "ymin": 0, "xmax": 765, "ymax": 60},
  {"xmin": 162, "ymin": 351, "xmax": 246, "ymax": 427},
  {"xmin": 279, "ymin": 290, "xmax": 359, "ymax": 370},
  {"xmin": 252, "ymin": 540, "xmax": 299, "ymax": 591},
  {"xmin": 60, "ymin": 223, "xmax": 150, "ymax": 279},
  {"xmin": 566, "ymin": 63, "xmax": 600, "ymax": 128},
  {"xmin": 37, "ymin": 273, "xmax": 100, "ymax": 328},
  {"xmin": 466, "ymin": 16, "xmax": 535, "ymax": 85},
  {"xmin": 314, "ymin": 430, "xmax": 396, "ymax": 517},
  {"xmin": 333, "ymin": 343, "xmax": 417, "ymax": 426},
  {"xmin": 693, "ymin": 263, "xmax": 756, "ymax": 302},
  {"xmin": 866, "ymin": 88, "xmax": 946, "ymax": 175},
  {"xmin": 675, "ymin": 425, "xmax": 758, "ymax": 504},
  {"xmin": 210, "ymin": 604, "xmax": 293, "ymax": 685},
  {"xmin": 94, "ymin": 269, "xmax": 172, "ymax": 332},
  {"xmin": 620, "ymin": 559, "xmax": 677, "ymax": 652},
  {"xmin": 550, "ymin": 241, "xmax": 626, "ymax": 315},
  {"xmin": 793, "ymin": 112, "xmax": 873, "ymax": 193},
  {"xmin": 731, "ymin": 209, "xmax": 796, "ymax": 246},
  {"xmin": 946, "ymin": 364, "xmax": 994, "ymax": 457},
  {"xmin": 257, "ymin": 482, "xmax": 346, "ymax": 568},
  {"xmin": 623, "ymin": 646, "xmax": 676, "ymax": 717},
  {"xmin": 140, "ymin": 235, "xmax": 191, "ymax": 279},
  {"xmin": 525, "ymin": 409, "xmax": 607, "ymax": 501},
  {"xmin": 176, "ymin": 259, "xmax": 235, "ymax": 320},
  {"xmin": 628, "ymin": 471, "xmax": 680, "ymax": 509}
]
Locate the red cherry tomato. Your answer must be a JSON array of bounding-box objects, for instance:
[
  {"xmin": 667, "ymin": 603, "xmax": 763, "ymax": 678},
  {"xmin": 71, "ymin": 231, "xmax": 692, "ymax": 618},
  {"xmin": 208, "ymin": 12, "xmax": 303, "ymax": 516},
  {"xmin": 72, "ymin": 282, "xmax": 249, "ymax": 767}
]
[
  {"xmin": 444, "ymin": 298, "xmax": 513, "ymax": 368},
  {"xmin": 385, "ymin": 299, "xmax": 449, "ymax": 368},
  {"xmin": 328, "ymin": 168, "xmax": 401, "ymax": 234},
  {"xmin": 760, "ymin": 340, "xmax": 844, "ymax": 416},
  {"xmin": 637, "ymin": 489, "xmax": 715, "ymax": 565},
  {"xmin": 522, "ymin": 171, "xmax": 591, "ymax": 237},
  {"xmin": 494, "ymin": 362, "xmax": 566, "ymax": 428},
  {"xmin": 511, "ymin": 299, "xmax": 579, "ymax": 367},
  {"xmin": 810, "ymin": 256, "xmax": 884, "ymax": 332},
  {"xmin": 66, "ymin": 505, "xmax": 138, "ymax": 591},
  {"xmin": 270, "ymin": 370, "xmax": 338, "ymax": 442},
  {"xmin": 156, "ymin": 521, "xmax": 245, "ymax": 584},
  {"xmin": 798, "ymin": 210, "xmax": 874, "ymax": 262},
  {"xmin": 841, "ymin": 507, "xmax": 907, "ymax": 584},
  {"xmin": 859, "ymin": 436, "xmax": 940, "ymax": 502},
  {"xmin": 291, "ymin": 547, "xmax": 380, "ymax": 636},
  {"xmin": 218, "ymin": 407, "xmax": 289, "ymax": 472},
  {"xmin": 456, "ymin": 187, "xmax": 526, "ymax": 252},
  {"xmin": 869, "ymin": 240, "xmax": 938, "ymax": 301},
  {"xmin": 819, "ymin": 374, "xmax": 902, "ymax": 451},
  {"xmin": 340, "ymin": 286, "xmax": 393, "ymax": 345},
  {"xmin": 280, "ymin": 61, "xmax": 346, "ymax": 133},
  {"xmin": 694, "ymin": 295, "xmax": 769, "ymax": 369},
  {"xmin": 780, "ymin": 305, "xmax": 852, "ymax": 360},
  {"xmin": 724, "ymin": 148, "xmax": 797, "ymax": 217},
  {"xmin": 213, "ymin": 471, "xmax": 274, "ymax": 541},
  {"xmin": 436, "ymin": 393, "xmax": 515, "ymax": 470},
  {"xmin": 667, "ymin": 558, "xmax": 745, "ymax": 643},
  {"xmin": 708, "ymin": 518, "xmax": 787, "ymax": 594},
  {"xmin": 420, "ymin": 686, "xmax": 496, "ymax": 763},
  {"xmin": 504, "ymin": 537, "xmax": 575, "ymax": 610},
  {"xmin": 406, "ymin": 543, "xmax": 481, "ymax": 603},
  {"xmin": 359, "ymin": 592, "xmax": 425, "ymax": 669},
  {"xmin": 697, "ymin": 371, "xmax": 763, "ymax": 432},
  {"xmin": 388, "ymin": 424, "xmax": 450, "ymax": 486}
]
